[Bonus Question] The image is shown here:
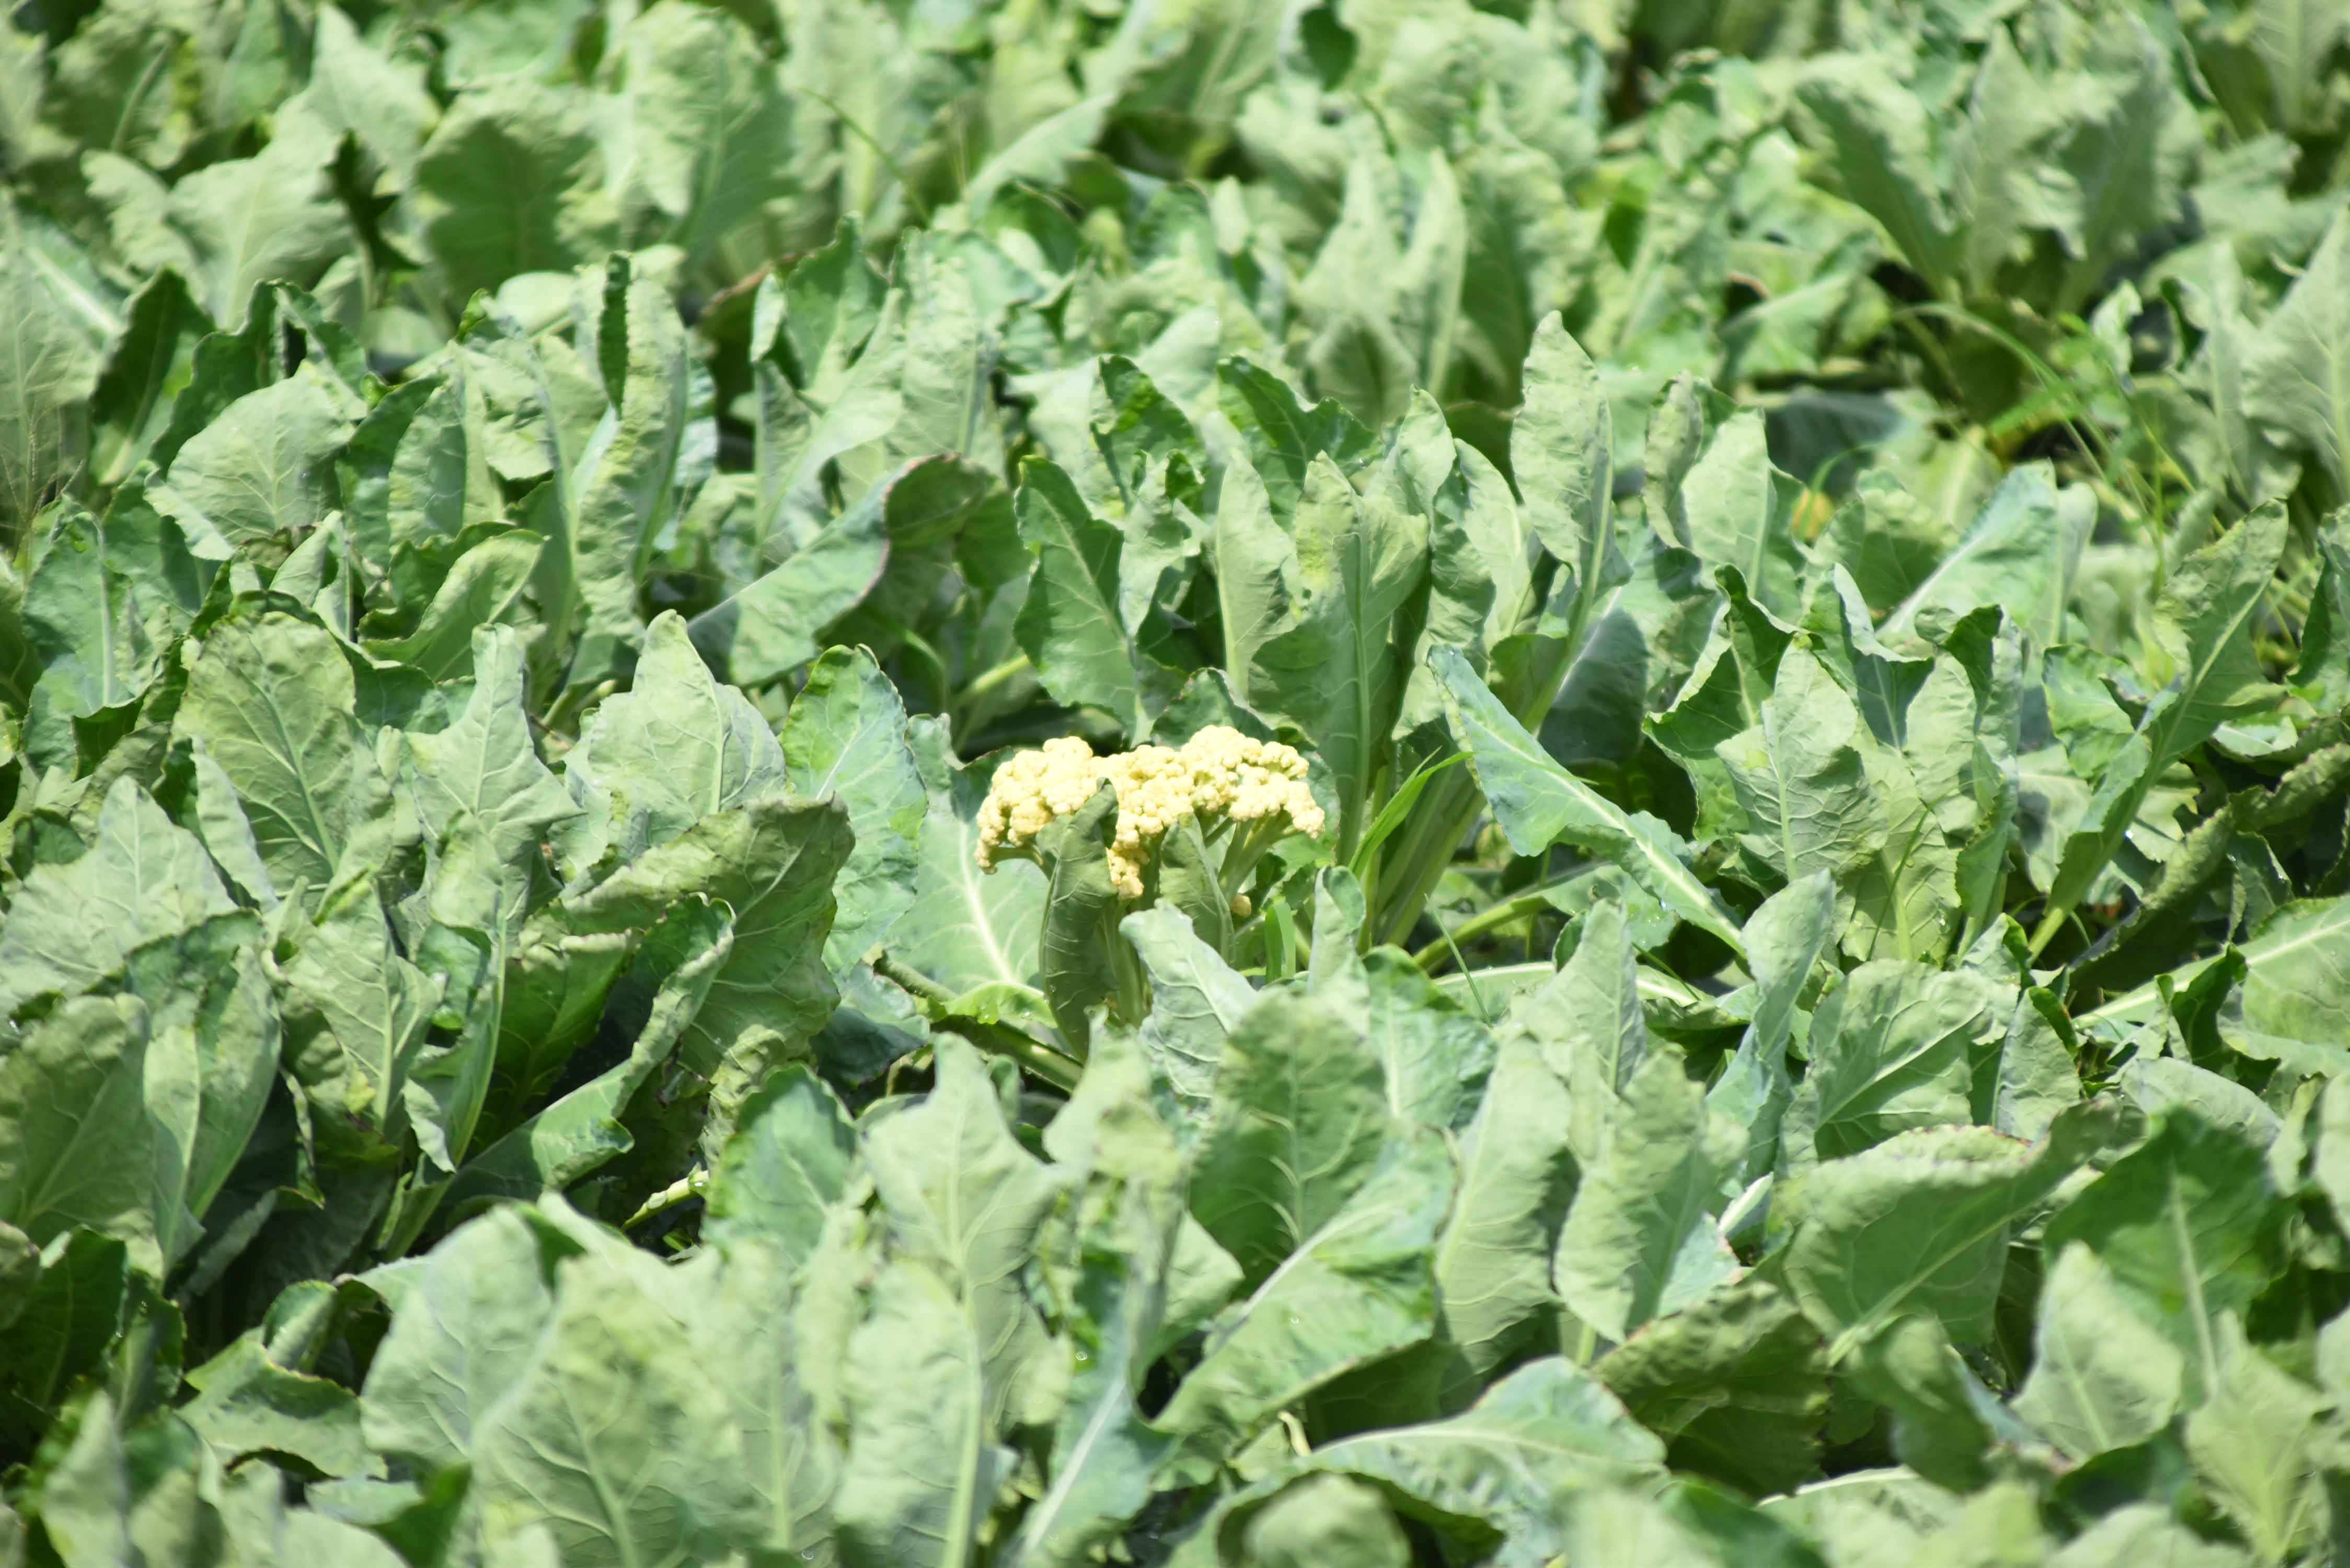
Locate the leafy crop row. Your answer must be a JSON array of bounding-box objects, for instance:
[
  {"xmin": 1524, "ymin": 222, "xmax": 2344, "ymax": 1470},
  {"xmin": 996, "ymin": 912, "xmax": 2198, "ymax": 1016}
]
[{"xmin": 3, "ymin": 0, "xmax": 2350, "ymax": 1563}]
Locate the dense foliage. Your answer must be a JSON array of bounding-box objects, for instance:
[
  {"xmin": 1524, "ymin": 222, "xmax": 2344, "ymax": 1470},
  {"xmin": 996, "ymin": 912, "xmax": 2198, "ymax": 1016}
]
[{"xmin": 3, "ymin": 0, "xmax": 2350, "ymax": 1561}]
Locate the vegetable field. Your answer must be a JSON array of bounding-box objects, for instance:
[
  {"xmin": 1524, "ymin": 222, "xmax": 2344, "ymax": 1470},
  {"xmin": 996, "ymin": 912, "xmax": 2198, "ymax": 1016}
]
[{"xmin": 3, "ymin": 0, "xmax": 2350, "ymax": 1561}]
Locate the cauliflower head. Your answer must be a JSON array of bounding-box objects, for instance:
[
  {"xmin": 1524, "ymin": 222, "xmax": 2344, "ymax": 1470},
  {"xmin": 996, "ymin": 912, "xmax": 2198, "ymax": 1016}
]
[{"xmin": 976, "ymin": 726, "xmax": 1325, "ymax": 899}]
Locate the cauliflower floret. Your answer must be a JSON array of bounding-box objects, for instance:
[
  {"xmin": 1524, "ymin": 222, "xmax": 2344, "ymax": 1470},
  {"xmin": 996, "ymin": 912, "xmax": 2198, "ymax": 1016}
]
[
  {"xmin": 975, "ymin": 735, "xmax": 1107, "ymax": 868},
  {"xmin": 975, "ymin": 726, "xmax": 1325, "ymax": 900},
  {"xmin": 1181, "ymin": 725, "xmax": 1324, "ymax": 838},
  {"xmin": 1101, "ymin": 745, "xmax": 1195, "ymax": 897}
]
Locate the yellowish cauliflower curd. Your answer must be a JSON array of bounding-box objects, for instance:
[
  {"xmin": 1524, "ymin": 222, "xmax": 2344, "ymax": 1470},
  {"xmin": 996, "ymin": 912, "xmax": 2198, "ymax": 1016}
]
[{"xmin": 976, "ymin": 727, "xmax": 1325, "ymax": 898}]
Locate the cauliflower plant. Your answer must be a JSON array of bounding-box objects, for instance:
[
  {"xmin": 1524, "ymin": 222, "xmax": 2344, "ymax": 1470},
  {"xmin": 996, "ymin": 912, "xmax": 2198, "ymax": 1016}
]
[{"xmin": 976, "ymin": 726, "xmax": 1325, "ymax": 905}]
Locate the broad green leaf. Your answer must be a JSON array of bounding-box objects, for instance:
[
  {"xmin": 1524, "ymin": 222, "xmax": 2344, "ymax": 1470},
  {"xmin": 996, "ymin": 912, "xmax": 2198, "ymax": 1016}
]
[
  {"xmin": 686, "ymin": 501, "xmax": 889, "ymax": 688},
  {"xmin": 1453, "ymin": 95, "xmax": 1580, "ymax": 393},
  {"xmin": 885, "ymin": 451, "xmax": 1015, "ymax": 557},
  {"xmin": 2051, "ymin": 19, "xmax": 2190, "ymax": 314},
  {"xmin": 114, "ymin": 912, "xmax": 277, "ymax": 1267},
  {"xmin": 1212, "ymin": 451, "xmax": 1286, "ymax": 708},
  {"xmin": 0, "ymin": 1227, "xmax": 128, "ymax": 1448},
  {"xmin": 2179, "ymin": 243, "xmax": 2305, "ymax": 508},
  {"xmin": 0, "ymin": 778, "xmax": 235, "ymax": 1016},
  {"xmin": 2009, "ymin": 1241, "xmax": 2184, "ymax": 1460},
  {"xmin": 436, "ymin": 901, "xmax": 731, "ymax": 1217},
  {"xmin": 889, "ymin": 720, "xmax": 1045, "ymax": 996},
  {"xmin": 1805, "ymin": 569, "xmax": 1933, "ymax": 760},
  {"xmin": 2304, "ymin": 1076, "xmax": 2350, "ymax": 1245},
  {"xmin": 20, "ymin": 488, "xmax": 197, "ymax": 725},
  {"xmin": 959, "ymin": 95, "xmax": 1114, "ymax": 218},
  {"xmin": 1839, "ymin": 1311, "xmax": 2015, "ymax": 1495},
  {"xmin": 343, "ymin": 363, "xmax": 501, "ymax": 589},
  {"xmin": 1214, "ymin": 361, "xmax": 1378, "ymax": 525},
  {"xmin": 1717, "ymin": 647, "xmax": 1887, "ymax": 889},
  {"xmin": 565, "ymin": 610, "xmax": 788, "ymax": 866},
  {"xmin": 1595, "ymin": 1280, "xmax": 1827, "ymax": 1497},
  {"xmin": 174, "ymin": 611, "xmax": 395, "ymax": 900},
  {"xmin": 152, "ymin": 367, "xmax": 359, "ymax": 548},
  {"xmin": 695, "ymin": 1237, "xmax": 837, "ymax": 1558},
  {"xmin": 361, "ymin": 530, "xmax": 546, "ymax": 681},
  {"xmin": 743, "ymin": 257, "xmax": 901, "ymax": 535},
  {"xmin": 1779, "ymin": 1101, "xmax": 2121, "ymax": 1358},
  {"xmin": 148, "ymin": 131, "xmax": 352, "ymax": 328},
  {"xmin": 2081, "ymin": 895, "xmax": 2350, "ymax": 1071},
  {"xmin": 619, "ymin": 5, "xmax": 795, "ymax": 268},
  {"xmin": 1840, "ymin": 730, "xmax": 1962, "ymax": 967},
  {"xmin": 1989, "ymin": 989, "xmax": 2082, "ymax": 1144},
  {"xmin": 1241, "ymin": 453, "xmax": 1428, "ymax": 854},
  {"xmin": 1191, "ymin": 991, "xmax": 1403, "ymax": 1286},
  {"xmin": 2146, "ymin": 502, "xmax": 2289, "ymax": 763},
  {"xmin": 1212, "ymin": 1356, "xmax": 1666, "ymax": 1567},
  {"xmin": 217, "ymin": 1466, "xmax": 412, "ymax": 1566},
  {"xmin": 1035, "ymin": 783, "xmax": 1124, "ymax": 1053},
  {"xmin": 837, "ymin": 1259, "xmax": 1005, "ymax": 1568},
  {"xmin": 2046, "ymin": 1505, "xmax": 2253, "ymax": 1568},
  {"xmin": 1150, "ymin": 810, "xmax": 1236, "ymax": 968},
  {"xmin": 1303, "ymin": 873, "xmax": 1491, "ymax": 1135},
  {"xmin": 1944, "ymin": 29, "xmax": 2072, "ymax": 297},
  {"xmin": 1553, "ymin": 1046, "xmax": 1740, "ymax": 1346},
  {"xmin": 1878, "ymin": 466, "xmax": 2092, "ymax": 651},
  {"xmin": 180, "ymin": 1329, "xmax": 376, "ymax": 1479},
  {"xmin": 1553, "ymin": 1483, "xmax": 1818, "ymax": 1568},
  {"xmin": 1013, "ymin": 451, "xmax": 1164, "ymax": 741},
  {"xmin": 563, "ymin": 798, "xmax": 851, "ymax": 1075},
  {"xmin": 406, "ymin": 625, "xmax": 581, "ymax": 887},
  {"xmin": 1511, "ymin": 317, "xmax": 1617, "ymax": 633},
  {"xmin": 2290, "ymin": 518, "xmax": 2350, "ymax": 713},
  {"xmin": 862, "ymin": 1040, "xmax": 1062, "ymax": 1426},
  {"xmin": 1437, "ymin": 645, "xmax": 1746, "ymax": 956},
  {"xmin": 781, "ymin": 644, "xmax": 924, "ymax": 970},
  {"xmin": 2181, "ymin": 1319, "xmax": 2333, "ymax": 1564},
  {"xmin": 1297, "ymin": 157, "xmax": 1453, "ymax": 433},
  {"xmin": 36, "ymin": 1393, "xmax": 221, "ymax": 1568},
  {"xmin": 2119, "ymin": 1058, "xmax": 2278, "ymax": 1154},
  {"xmin": 410, "ymin": 82, "xmax": 618, "ymax": 304},
  {"xmin": 1779, "ymin": 962, "xmax": 1999, "ymax": 1170},
  {"xmin": 281, "ymin": 877, "xmax": 442, "ymax": 1133},
  {"xmin": 1502, "ymin": 898, "xmax": 1649, "ymax": 1166},
  {"xmin": 0, "ymin": 249, "xmax": 105, "ymax": 531},
  {"xmin": 563, "ymin": 259, "xmax": 702, "ymax": 695},
  {"xmin": 359, "ymin": 1206, "xmax": 565, "ymax": 1473},
  {"xmin": 1644, "ymin": 596, "xmax": 1784, "ymax": 822},
  {"xmin": 0, "ymin": 996, "xmax": 158, "ymax": 1270},
  {"xmin": 1670, "ymin": 408, "xmax": 1805, "ymax": 618},
  {"xmin": 478, "ymin": 920, "xmax": 632, "ymax": 1140},
  {"xmin": 1008, "ymin": 1039, "xmax": 1190, "ymax": 1568},
  {"xmin": 1794, "ymin": 55, "xmax": 1958, "ymax": 293},
  {"xmin": 1123, "ymin": 903, "xmax": 1258, "ymax": 1126},
  {"xmin": 290, "ymin": 4, "xmax": 436, "ymax": 185},
  {"xmin": 1358, "ymin": 952, "xmax": 1496, "ymax": 1134},
  {"xmin": 849, "ymin": 238, "xmax": 1005, "ymax": 490},
  {"xmin": 1410, "ymin": 439, "xmax": 1540, "ymax": 724},
  {"xmin": 472, "ymin": 1214, "xmax": 761, "ymax": 1565},
  {"xmin": 1710, "ymin": 872, "xmax": 1837, "ymax": 1188},
  {"xmin": 704, "ymin": 1066, "xmax": 857, "ymax": 1272},
  {"xmin": 405, "ymin": 832, "xmax": 516, "ymax": 1163},
  {"xmin": 1158, "ymin": 1134, "xmax": 1453, "ymax": 1464},
  {"xmin": 2247, "ymin": 207, "xmax": 2350, "ymax": 493},
  {"xmin": 2030, "ymin": 717, "xmax": 2163, "ymax": 956},
  {"xmin": 2040, "ymin": 1109, "xmax": 2288, "ymax": 1403},
  {"xmin": 1239, "ymin": 1474, "xmax": 1409, "ymax": 1568},
  {"xmin": 1758, "ymin": 1469, "xmax": 1966, "ymax": 1566},
  {"xmin": 1429, "ymin": 1037, "xmax": 1575, "ymax": 1402},
  {"xmin": 1305, "ymin": 862, "xmax": 1370, "ymax": 996}
]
